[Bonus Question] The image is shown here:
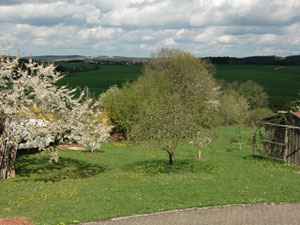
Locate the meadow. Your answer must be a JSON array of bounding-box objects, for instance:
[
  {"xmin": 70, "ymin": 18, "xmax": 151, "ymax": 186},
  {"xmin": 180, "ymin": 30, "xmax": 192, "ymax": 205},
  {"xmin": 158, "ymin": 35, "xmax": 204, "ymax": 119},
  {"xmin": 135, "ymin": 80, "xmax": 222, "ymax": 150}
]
[
  {"xmin": 1, "ymin": 127, "xmax": 300, "ymax": 225},
  {"xmin": 214, "ymin": 65, "xmax": 300, "ymax": 108},
  {"xmin": 56, "ymin": 63, "xmax": 300, "ymax": 108},
  {"xmin": 56, "ymin": 64, "xmax": 143, "ymax": 97}
]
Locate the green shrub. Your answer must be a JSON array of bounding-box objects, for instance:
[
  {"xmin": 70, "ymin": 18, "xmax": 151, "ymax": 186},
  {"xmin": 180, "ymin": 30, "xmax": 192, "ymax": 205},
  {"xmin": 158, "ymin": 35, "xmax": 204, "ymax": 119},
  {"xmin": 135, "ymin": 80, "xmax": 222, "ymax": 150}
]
[{"xmin": 248, "ymin": 108, "xmax": 275, "ymax": 123}]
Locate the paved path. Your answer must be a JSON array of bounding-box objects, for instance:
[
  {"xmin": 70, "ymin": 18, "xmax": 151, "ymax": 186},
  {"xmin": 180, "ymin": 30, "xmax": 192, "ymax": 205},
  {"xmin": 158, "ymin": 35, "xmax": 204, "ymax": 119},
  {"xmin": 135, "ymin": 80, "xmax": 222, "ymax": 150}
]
[{"xmin": 81, "ymin": 203, "xmax": 300, "ymax": 225}]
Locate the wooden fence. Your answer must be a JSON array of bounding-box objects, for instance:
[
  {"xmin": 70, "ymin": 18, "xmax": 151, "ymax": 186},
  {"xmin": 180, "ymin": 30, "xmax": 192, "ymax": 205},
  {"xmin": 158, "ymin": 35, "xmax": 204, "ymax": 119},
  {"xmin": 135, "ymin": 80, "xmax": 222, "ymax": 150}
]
[{"xmin": 252, "ymin": 122, "xmax": 300, "ymax": 166}]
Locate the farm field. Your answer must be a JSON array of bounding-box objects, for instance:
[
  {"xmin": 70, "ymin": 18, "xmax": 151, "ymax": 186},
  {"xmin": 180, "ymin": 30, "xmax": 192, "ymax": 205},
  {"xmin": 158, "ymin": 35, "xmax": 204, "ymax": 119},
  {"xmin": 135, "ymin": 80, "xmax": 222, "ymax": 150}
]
[
  {"xmin": 56, "ymin": 64, "xmax": 300, "ymax": 108},
  {"xmin": 214, "ymin": 65, "xmax": 300, "ymax": 108},
  {"xmin": 56, "ymin": 64, "xmax": 143, "ymax": 97},
  {"xmin": 1, "ymin": 126, "xmax": 300, "ymax": 225}
]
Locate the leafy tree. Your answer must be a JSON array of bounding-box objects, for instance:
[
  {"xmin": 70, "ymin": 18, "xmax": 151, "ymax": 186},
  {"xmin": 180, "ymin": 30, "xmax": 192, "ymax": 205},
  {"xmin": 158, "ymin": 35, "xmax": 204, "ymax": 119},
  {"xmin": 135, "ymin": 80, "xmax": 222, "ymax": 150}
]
[
  {"xmin": 113, "ymin": 48, "xmax": 220, "ymax": 165},
  {"xmin": 220, "ymin": 90, "xmax": 250, "ymax": 149},
  {"xmin": 248, "ymin": 107, "xmax": 274, "ymax": 122},
  {"xmin": 238, "ymin": 80, "xmax": 269, "ymax": 109},
  {"xmin": 0, "ymin": 44, "xmax": 112, "ymax": 179},
  {"xmin": 100, "ymin": 84, "xmax": 141, "ymax": 137},
  {"xmin": 220, "ymin": 80, "xmax": 269, "ymax": 109}
]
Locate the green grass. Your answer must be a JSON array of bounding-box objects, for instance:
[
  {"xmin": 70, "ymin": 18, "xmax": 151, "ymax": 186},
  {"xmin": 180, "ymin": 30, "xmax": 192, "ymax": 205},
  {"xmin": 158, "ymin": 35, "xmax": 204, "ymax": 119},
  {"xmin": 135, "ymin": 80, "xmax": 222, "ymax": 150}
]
[
  {"xmin": 56, "ymin": 64, "xmax": 300, "ymax": 108},
  {"xmin": 214, "ymin": 65, "xmax": 300, "ymax": 107},
  {"xmin": 56, "ymin": 64, "xmax": 143, "ymax": 97},
  {"xmin": 1, "ymin": 126, "xmax": 300, "ymax": 225}
]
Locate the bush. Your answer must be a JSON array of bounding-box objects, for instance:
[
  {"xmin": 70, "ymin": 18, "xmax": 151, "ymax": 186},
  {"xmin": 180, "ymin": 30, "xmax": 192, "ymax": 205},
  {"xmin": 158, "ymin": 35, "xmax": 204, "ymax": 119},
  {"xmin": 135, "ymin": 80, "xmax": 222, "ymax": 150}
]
[
  {"xmin": 219, "ymin": 90, "xmax": 250, "ymax": 126},
  {"xmin": 100, "ymin": 82, "xmax": 150, "ymax": 136},
  {"xmin": 238, "ymin": 80, "xmax": 269, "ymax": 109},
  {"xmin": 248, "ymin": 108, "xmax": 274, "ymax": 123}
]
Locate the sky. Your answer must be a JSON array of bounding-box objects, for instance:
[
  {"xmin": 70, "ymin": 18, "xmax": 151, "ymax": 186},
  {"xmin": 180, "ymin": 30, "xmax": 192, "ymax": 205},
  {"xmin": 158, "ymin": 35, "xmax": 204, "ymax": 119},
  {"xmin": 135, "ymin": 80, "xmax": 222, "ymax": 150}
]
[{"xmin": 1, "ymin": 0, "xmax": 300, "ymax": 57}]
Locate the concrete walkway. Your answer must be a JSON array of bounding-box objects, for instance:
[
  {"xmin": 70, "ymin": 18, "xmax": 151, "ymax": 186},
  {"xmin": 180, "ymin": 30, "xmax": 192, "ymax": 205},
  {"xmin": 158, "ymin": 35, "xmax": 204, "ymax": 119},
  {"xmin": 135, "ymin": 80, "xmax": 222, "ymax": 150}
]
[{"xmin": 81, "ymin": 203, "xmax": 300, "ymax": 225}]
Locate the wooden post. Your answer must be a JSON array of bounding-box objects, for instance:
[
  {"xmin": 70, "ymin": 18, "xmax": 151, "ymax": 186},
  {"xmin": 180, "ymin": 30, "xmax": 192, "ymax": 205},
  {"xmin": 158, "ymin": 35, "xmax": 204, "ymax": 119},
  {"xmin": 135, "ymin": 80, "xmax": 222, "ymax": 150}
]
[
  {"xmin": 284, "ymin": 128, "xmax": 289, "ymax": 164},
  {"xmin": 252, "ymin": 124, "xmax": 256, "ymax": 156},
  {"xmin": 198, "ymin": 150, "xmax": 202, "ymax": 160},
  {"xmin": 291, "ymin": 130, "xmax": 295, "ymax": 165},
  {"xmin": 297, "ymin": 131, "xmax": 300, "ymax": 166},
  {"xmin": 264, "ymin": 125, "xmax": 269, "ymax": 156}
]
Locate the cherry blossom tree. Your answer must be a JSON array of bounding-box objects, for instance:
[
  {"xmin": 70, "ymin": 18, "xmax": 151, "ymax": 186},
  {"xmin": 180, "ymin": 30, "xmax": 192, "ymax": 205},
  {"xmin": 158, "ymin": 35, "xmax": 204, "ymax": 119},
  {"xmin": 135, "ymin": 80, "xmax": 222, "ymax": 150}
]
[{"xmin": 0, "ymin": 44, "xmax": 112, "ymax": 179}]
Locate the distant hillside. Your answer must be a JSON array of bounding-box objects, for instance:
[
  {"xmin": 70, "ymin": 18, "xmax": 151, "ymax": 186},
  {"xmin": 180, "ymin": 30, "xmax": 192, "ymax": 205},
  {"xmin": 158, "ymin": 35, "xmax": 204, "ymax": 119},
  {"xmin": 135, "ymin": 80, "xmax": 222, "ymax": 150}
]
[
  {"xmin": 26, "ymin": 55, "xmax": 85, "ymax": 61},
  {"xmin": 20, "ymin": 54, "xmax": 300, "ymax": 65},
  {"xmin": 205, "ymin": 55, "xmax": 300, "ymax": 65},
  {"xmin": 285, "ymin": 55, "xmax": 300, "ymax": 64}
]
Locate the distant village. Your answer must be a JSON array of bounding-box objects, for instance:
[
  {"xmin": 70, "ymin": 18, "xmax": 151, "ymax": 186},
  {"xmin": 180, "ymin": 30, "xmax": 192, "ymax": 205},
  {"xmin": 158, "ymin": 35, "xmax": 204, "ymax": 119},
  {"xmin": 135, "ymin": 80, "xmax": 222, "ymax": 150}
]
[
  {"xmin": 29, "ymin": 54, "xmax": 300, "ymax": 66},
  {"xmin": 30, "ymin": 55, "xmax": 149, "ymax": 66}
]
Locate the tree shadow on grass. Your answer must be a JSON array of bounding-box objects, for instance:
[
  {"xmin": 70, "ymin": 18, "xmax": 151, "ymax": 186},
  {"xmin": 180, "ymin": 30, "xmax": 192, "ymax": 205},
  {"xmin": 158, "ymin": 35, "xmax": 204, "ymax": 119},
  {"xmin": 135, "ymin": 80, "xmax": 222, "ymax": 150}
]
[
  {"xmin": 242, "ymin": 154, "xmax": 274, "ymax": 162},
  {"xmin": 123, "ymin": 159, "xmax": 218, "ymax": 176},
  {"xmin": 15, "ymin": 155, "xmax": 108, "ymax": 182},
  {"xmin": 226, "ymin": 148, "xmax": 236, "ymax": 152}
]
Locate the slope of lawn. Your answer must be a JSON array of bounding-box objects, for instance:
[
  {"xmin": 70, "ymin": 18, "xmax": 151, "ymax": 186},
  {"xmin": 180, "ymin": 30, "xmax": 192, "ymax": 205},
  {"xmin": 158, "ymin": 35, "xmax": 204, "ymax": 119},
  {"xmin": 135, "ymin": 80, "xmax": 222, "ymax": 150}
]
[{"xmin": 1, "ymin": 126, "xmax": 300, "ymax": 225}]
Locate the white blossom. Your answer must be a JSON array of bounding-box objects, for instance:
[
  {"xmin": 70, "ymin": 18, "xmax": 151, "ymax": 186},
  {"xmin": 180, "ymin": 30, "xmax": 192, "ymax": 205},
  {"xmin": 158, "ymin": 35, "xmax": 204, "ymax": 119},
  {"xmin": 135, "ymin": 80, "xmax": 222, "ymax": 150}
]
[{"xmin": 0, "ymin": 44, "xmax": 112, "ymax": 178}]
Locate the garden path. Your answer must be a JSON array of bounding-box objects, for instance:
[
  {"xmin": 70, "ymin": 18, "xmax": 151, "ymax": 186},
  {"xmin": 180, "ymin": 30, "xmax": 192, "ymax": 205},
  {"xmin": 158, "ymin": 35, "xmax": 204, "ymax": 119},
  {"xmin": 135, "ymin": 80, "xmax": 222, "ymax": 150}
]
[{"xmin": 81, "ymin": 203, "xmax": 300, "ymax": 225}]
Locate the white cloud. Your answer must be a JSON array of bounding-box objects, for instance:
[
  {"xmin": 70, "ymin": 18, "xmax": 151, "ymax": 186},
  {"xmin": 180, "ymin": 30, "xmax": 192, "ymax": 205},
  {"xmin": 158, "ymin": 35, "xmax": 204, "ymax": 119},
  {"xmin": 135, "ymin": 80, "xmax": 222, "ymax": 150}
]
[
  {"xmin": 0, "ymin": 2, "xmax": 103, "ymax": 25},
  {"xmin": 194, "ymin": 28, "xmax": 217, "ymax": 43},
  {"xmin": 163, "ymin": 38, "xmax": 176, "ymax": 46},
  {"xmin": 258, "ymin": 34, "xmax": 278, "ymax": 44},
  {"xmin": 78, "ymin": 27, "xmax": 122, "ymax": 40},
  {"xmin": 0, "ymin": 0, "xmax": 300, "ymax": 57},
  {"xmin": 218, "ymin": 35, "xmax": 233, "ymax": 44}
]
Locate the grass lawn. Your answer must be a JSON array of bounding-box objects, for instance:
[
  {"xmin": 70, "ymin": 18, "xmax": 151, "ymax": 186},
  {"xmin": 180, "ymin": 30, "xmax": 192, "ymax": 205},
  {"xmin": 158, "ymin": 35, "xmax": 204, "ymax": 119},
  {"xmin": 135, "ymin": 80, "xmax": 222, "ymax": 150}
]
[{"xmin": 1, "ymin": 126, "xmax": 300, "ymax": 225}]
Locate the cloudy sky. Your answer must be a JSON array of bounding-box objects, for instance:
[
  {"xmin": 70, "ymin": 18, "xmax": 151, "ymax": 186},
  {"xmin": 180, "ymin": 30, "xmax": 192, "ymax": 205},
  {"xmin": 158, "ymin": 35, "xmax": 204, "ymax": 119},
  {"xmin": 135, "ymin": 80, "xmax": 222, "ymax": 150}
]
[{"xmin": 1, "ymin": 0, "xmax": 300, "ymax": 57}]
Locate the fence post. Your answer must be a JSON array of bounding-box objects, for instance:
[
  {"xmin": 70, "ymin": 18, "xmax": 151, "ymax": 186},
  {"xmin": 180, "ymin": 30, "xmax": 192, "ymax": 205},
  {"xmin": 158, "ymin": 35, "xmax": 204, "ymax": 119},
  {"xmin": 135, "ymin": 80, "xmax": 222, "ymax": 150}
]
[{"xmin": 284, "ymin": 128, "xmax": 289, "ymax": 164}]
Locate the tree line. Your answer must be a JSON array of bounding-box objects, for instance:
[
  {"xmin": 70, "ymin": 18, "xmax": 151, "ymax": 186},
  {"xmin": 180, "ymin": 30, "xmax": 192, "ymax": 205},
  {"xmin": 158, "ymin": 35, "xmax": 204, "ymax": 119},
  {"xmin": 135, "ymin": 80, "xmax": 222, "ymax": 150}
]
[{"xmin": 205, "ymin": 55, "xmax": 300, "ymax": 66}]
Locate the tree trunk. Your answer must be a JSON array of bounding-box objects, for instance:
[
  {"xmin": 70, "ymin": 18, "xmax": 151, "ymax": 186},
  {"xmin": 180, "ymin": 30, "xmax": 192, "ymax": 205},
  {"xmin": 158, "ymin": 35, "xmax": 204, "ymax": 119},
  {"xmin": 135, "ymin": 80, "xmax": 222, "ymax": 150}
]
[
  {"xmin": 0, "ymin": 117, "xmax": 17, "ymax": 179},
  {"xmin": 238, "ymin": 125, "xmax": 242, "ymax": 150},
  {"xmin": 168, "ymin": 151, "xmax": 174, "ymax": 165},
  {"xmin": 1, "ymin": 145, "xmax": 17, "ymax": 179}
]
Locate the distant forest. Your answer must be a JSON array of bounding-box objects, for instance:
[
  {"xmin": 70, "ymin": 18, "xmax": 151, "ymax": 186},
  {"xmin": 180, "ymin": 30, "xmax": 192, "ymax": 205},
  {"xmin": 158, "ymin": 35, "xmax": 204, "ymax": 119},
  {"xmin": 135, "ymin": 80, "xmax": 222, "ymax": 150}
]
[{"xmin": 204, "ymin": 55, "xmax": 300, "ymax": 66}]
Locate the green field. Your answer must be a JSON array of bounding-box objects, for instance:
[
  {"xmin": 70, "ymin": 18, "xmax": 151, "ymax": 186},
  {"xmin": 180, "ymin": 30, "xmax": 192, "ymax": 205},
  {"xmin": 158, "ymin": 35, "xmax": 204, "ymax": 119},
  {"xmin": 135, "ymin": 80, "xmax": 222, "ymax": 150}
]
[
  {"xmin": 56, "ymin": 64, "xmax": 300, "ymax": 108},
  {"xmin": 1, "ymin": 126, "xmax": 300, "ymax": 225},
  {"xmin": 214, "ymin": 65, "xmax": 300, "ymax": 108},
  {"xmin": 56, "ymin": 64, "xmax": 143, "ymax": 97}
]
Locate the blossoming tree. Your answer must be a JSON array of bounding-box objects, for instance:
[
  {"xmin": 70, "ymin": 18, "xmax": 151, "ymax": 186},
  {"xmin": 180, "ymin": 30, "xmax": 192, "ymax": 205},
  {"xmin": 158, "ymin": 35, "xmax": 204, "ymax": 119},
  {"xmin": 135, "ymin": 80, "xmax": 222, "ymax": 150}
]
[{"xmin": 0, "ymin": 44, "xmax": 112, "ymax": 179}]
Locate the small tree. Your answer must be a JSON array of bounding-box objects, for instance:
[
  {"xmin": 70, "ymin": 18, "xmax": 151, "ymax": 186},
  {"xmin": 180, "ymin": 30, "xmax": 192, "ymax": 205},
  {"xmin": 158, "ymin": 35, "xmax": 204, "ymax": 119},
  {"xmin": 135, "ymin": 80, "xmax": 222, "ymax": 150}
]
[
  {"xmin": 0, "ymin": 44, "xmax": 112, "ymax": 179},
  {"xmin": 100, "ymin": 84, "xmax": 143, "ymax": 138},
  {"xmin": 238, "ymin": 80, "xmax": 269, "ymax": 109},
  {"xmin": 128, "ymin": 48, "xmax": 220, "ymax": 165},
  {"xmin": 220, "ymin": 91, "xmax": 250, "ymax": 149}
]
